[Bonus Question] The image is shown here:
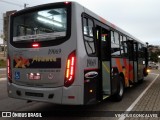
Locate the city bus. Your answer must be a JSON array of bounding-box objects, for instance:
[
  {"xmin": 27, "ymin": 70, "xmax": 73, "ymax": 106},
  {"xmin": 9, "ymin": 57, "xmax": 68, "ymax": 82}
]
[{"xmin": 7, "ymin": 1, "xmax": 148, "ymax": 105}]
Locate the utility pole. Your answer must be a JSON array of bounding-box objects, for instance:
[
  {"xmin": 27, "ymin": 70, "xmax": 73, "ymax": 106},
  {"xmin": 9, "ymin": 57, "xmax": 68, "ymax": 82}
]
[{"xmin": 24, "ymin": 3, "xmax": 29, "ymax": 9}]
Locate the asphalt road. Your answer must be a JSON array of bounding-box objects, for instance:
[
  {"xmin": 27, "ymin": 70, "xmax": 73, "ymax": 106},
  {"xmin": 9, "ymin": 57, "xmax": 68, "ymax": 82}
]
[{"xmin": 0, "ymin": 69, "xmax": 159, "ymax": 120}]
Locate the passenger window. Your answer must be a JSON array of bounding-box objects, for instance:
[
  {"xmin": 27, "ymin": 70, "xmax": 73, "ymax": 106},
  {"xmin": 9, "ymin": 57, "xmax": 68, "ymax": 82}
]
[
  {"xmin": 111, "ymin": 43, "xmax": 121, "ymax": 56},
  {"xmin": 134, "ymin": 43, "xmax": 137, "ymax": 60},
  {"xmin": 83, "ymin": 16, "xmax": 96, "ymax": 56},
  {"xmin": 123, "ymin": 36, "xmax": 127, "ymax": 47},
  {"xmin": 121, "ymin": 36, "xmax": 128, "ymax": 57},
  {"xmin": 88, "ymin": 19, "xmax": 93, "ymax": 36},
  {"xmin": 83, "ymin": 18, "xmax": 93, "ymax": 37},
  {"xmin": 114, "ymin": 32, "xmax": 119, "ymax": 44},
  {"xmin": 83, "ymin": 18, "xmax": 88, "ymax": 35},
  {"xmin": 111, "ymin": 31, "xmax": 115, "ymax": 43},
  {"xmin": 111, "ymin": 31, "xmax": 121, "ymax": 57},
  {"xmin": 120, "ymin": 35, "xmax": 123, "ymax": 45}
]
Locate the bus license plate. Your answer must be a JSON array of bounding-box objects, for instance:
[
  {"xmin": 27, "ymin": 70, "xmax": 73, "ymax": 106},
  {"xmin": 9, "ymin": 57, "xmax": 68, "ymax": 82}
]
[{"xmin": 28, "ymin": 73, "xmax": 41, "ymax": 80}]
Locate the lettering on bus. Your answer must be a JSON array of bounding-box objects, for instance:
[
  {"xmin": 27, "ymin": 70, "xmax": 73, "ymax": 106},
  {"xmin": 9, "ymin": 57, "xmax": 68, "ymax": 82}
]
[
  {"xmin": 87, "ymin": 59, "xmax": 96, "ymax": 67},
  {"xmin": 32, "ymin": 56, "xmax": 57, "ymax": 63},
  {"xmin": 48, "ymin": 49, "xmax": 61, "ymax": 55},
  {"xmin": 14, "ymin": 55, "xmax": 61, "ymax": 68}
]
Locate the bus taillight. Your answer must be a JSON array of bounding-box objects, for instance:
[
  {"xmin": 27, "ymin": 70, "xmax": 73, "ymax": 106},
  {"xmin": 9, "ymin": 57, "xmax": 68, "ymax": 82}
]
[
  {"xmin": 7, "ymin": 55, "xmax": 12, "ymax": 83},
  {"xmin": 64, "ymin": 51, "xmax": 76, "ymax": 87},
  {"xmin": 64, "ymin": 1, "xmax": 70, "ymax": 5},
  {"xmin": 32, "ymin": 43, "xmax": 39, "ymax": 48}
]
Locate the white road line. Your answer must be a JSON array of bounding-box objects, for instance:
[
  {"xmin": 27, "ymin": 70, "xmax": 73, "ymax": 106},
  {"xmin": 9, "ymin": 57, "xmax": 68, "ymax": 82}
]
[
  {"xmin": 0, "ymin": 77, "xmax": 7, "ymax": 81},
  {"xmin": 0, "ymin": 68, "xmax": 6, "ymax": 71},
  {"xmin": 118, "ymin": 73, "xmax": 159, "ymax": 120}
]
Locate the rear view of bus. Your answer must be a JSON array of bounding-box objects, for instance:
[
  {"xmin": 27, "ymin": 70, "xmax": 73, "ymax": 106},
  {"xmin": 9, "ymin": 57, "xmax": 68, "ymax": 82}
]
[{"xmin": 7, "ymin": 2, "xmax": 81, "ymax": 105}]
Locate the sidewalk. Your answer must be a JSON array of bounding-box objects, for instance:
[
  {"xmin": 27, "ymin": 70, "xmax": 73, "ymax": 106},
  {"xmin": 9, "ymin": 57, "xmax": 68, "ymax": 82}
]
[
  {"xmin": 0, "ymin": 68, "xmax": 6, "ymax": 79},
  {"xmin": 124, "ymin": 72, "xmax": 160, "ymax": 120}
]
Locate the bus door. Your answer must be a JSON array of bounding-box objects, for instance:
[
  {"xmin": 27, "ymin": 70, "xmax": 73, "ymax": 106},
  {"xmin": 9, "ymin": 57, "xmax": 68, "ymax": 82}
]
[
  {"xmin": 96, "ymin": 25, "xmax": 111, "ymax": 98},
  {"xmin": 128, "ymin": 40, "xmax": 135, "ymax": 83},
  {"xmin": 133, "ymin": 42, "xmax": 138, "ymax": 82}
]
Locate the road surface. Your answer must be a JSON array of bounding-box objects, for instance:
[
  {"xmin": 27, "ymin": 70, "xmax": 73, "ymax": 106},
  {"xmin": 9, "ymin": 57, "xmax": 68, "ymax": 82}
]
[{"xmin": 0, "ymin": 69, "xmax": 159, "ymax": 120}]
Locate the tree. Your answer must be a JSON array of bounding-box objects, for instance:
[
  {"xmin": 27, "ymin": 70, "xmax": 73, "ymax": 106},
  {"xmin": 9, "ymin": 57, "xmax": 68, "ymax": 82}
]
[{"xmin": 149, "ymin": 51, "xmax": 160, "ymax": 62}]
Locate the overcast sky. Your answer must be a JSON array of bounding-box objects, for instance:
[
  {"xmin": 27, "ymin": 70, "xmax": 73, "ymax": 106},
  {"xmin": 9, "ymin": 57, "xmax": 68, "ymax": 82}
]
[{"xmin": 0, "ymin": 0, "xmax": 160, "ymax": 45}]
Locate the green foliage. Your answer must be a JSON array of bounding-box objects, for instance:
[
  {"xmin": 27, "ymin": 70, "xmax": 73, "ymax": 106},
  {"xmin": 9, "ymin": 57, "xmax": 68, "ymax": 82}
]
[
  {"xmin": 149, "ymin": 51, "xmax": 160, "ymax": 62},
  {"xmin": 0, "ymin": 59, "xmax": 6, "ymax": 68}
]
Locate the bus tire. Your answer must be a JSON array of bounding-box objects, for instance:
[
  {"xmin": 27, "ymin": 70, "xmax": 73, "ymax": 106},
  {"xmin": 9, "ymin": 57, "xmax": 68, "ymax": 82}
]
[
  {"xmin": 138, "ymin": 78, "xmax": 144, "ymax": 84},
  {"xmin": 111, "ymin": 77, "xmax": 124, "ymax": 102}
]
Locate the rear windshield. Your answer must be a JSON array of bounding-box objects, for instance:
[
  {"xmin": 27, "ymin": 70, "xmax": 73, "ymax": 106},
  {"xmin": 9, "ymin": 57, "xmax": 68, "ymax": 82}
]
[{"xmin": 12, "ymin": 7, "xmax": 67, "ymax": 43}]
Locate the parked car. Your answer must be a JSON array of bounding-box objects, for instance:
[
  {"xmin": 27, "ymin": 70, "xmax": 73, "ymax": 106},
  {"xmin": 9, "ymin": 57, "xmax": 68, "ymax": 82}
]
[{"xmin": 148, "ymin": 61, "xmax": 159, "ymax": 69}]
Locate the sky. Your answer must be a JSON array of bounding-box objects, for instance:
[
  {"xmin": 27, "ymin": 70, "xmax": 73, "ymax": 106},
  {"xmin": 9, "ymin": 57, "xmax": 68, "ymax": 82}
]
[{"xmin": 0, "ymin": 0, "xmax": 160, "ymax": 45}]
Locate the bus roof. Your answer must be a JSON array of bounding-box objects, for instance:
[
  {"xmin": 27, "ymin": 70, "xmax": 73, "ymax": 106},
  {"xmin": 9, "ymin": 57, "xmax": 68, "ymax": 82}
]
[
  {"xmin": 13, "ymin": 1, "xmax": 147, "ymax": 46},
  {"xmin": 72, "ymin": 2, "xmax": 146, "ymax": 46}
]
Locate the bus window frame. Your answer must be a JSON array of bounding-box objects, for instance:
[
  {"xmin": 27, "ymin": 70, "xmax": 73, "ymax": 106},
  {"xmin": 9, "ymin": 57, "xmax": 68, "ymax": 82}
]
[
  {"xmin": 111, "ymin": 30, "xmax": 121, "ymax": 57},
  {"xmin": 82, "ymin": 13, "xmax": 97, "ymax": 57}
]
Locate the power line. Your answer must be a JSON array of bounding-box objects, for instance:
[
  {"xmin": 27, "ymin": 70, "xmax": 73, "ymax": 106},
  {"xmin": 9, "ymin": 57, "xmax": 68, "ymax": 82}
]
[{"xmin": 0, "ymin": 0, "xmax": 23, "ymax": 7}]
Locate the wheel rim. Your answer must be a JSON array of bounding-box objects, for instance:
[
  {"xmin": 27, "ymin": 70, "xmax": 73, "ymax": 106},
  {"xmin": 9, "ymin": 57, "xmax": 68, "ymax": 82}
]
[{"xmin": 119, "ymin": 81, "xmax": 124, "ymax": 96}]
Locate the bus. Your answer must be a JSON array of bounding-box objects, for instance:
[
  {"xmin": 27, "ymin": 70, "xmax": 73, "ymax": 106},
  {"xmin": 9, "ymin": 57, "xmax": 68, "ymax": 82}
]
[{"xmin": 7, "ymin": 1, "xmax": 149, "ymax": 105}]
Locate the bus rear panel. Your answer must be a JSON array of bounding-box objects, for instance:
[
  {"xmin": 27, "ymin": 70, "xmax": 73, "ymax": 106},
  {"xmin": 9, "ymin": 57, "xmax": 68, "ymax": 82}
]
[
  {"xmin": 7, "ymin": 2, "xmax": 84, "ymax": 105},
  {"xmin": 7, "ymin": 2, "xmax": 148, "ymax": 105}
]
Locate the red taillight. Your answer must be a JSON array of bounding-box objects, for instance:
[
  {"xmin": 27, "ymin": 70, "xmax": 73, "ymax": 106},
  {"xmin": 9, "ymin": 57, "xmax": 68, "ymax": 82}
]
[
  {"xmin": 7, "ymin": 55, "xmax": 12, "ymax": 83},
  {"xmin": 64, "ymin": 1, "xmax": 70, "ymax": 5},
  {"xmin": 32, "ymin": 43, "xmax": 39, "ymax": 48},
  {"xmin": 64, "ymin": 51, "xmax": 76, "ymax": 87}
]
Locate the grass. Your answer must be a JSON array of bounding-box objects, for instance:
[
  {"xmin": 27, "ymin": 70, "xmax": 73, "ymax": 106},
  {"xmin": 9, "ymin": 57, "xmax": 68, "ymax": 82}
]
[{"xmin": 0, "ymin": 59, "xmax": 6, "ymax": 68}]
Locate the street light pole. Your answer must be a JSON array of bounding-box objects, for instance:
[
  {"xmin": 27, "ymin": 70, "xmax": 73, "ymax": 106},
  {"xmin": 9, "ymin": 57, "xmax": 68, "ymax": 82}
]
[{"xmin": 158, "ymin": 56, "xmax": 160, "ymax": 69}]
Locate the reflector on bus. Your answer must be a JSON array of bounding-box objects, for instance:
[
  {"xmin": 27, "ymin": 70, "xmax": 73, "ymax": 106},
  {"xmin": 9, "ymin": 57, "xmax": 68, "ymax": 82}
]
[{"xmin": 7, "ymin": 55, "xmax": 12, "ymax": 83}]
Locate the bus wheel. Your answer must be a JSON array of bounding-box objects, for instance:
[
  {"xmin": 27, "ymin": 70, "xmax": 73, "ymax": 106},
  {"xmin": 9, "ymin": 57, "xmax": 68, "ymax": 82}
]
[
  {"xmin": 138, "ymin": 78, "xmax": 144, "ymax": 84},
  {"xmin": 111, "ymin": 77, "xmax": 124, "ymax": 102}
]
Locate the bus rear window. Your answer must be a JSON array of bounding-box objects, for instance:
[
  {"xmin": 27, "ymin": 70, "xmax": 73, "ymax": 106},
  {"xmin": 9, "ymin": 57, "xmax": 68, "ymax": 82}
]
[{"xmin": 13, "ymin": 8, "xmax": 67, "ymax": 42}]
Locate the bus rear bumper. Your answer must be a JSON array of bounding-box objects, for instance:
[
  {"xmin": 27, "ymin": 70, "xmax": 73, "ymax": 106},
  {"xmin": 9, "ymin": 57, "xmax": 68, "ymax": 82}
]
[
  {"xmin": 7, "ymin": 82, "xmax": 63, "ymax": 104},
  {"xmin": 7, "ymin": 83, "xmax": 83, "ymax": 105}
]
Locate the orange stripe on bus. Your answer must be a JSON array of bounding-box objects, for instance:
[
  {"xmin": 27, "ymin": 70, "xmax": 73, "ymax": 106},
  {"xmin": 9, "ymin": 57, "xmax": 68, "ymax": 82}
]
[
  {"xmin": 100, "ymin": 17, "xmax": 107, "ymax": 24},
  {"xmin": 115, "ymin": 58, "xmax": 122, "ymax": 72},
  {"xmin": 123, "ymin": 58, "xmax": 129, "ymax": 87}
]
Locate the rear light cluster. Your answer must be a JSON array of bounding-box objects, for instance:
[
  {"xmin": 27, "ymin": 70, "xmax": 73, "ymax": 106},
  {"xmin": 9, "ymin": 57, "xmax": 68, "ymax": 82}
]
[
  {"xmin": 32, "ymin": 43, "xmax": 40, "ymax": 48},
  {"xmin": 64, "ymin": 1, "xmax": 70, "ymax": 5},
  {"xmin": 7, "ymin": 55, "xmax": 12, "ymax": 83},
  {"xmin": 64, "ymin": 51, "xmax": 76, "ymax": 87}
]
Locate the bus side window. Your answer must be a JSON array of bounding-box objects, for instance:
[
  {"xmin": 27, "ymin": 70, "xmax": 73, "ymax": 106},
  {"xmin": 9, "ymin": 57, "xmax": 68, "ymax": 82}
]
[
  {"xmin": 134, "ymin": 43, "xmax": 137, "ymax": 60},
  {"xmin": 82, "ymin": 16, "xmax": 96, "ymax": 56},
  {"xmin": 83, "ymin": 18, "xmax": 88, "ymax": 35},
  {"xmin": 122, "ymin": 36, "xmax": 128, "ymax": 57},
  {"xmin": 138, "ymin": 43, "xmax": 144, "ymax": 58},
  {"xmin": 114, "ymin": 32, "xmax": 119, "ymax": 44},
  {"xmin": 111, "ymin": 31, "xmax": 121, "ymax": 57},
  {"xmin": 111, "ymin": 31, "xmax": 115, "ymax": 43}
]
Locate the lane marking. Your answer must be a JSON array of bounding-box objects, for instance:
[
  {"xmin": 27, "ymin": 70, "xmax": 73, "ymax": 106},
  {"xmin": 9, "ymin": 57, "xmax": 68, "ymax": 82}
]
[
  {"xmin": 0, "ymin": 68, "xmax": 6, "ymax": 71},
  {"xmin": 0, "ymin": 77, "xmax": 7, "ymax": 81},
  {"xmin": 118, "ymin": 73, "xmax": 159, "ymax": 120}
]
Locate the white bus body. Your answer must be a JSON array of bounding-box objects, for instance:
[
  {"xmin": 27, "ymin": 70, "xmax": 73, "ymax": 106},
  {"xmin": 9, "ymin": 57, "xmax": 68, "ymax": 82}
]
[{"xmin": 7, "ymin": 2, "xmax": 148, "ymax": 105}]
